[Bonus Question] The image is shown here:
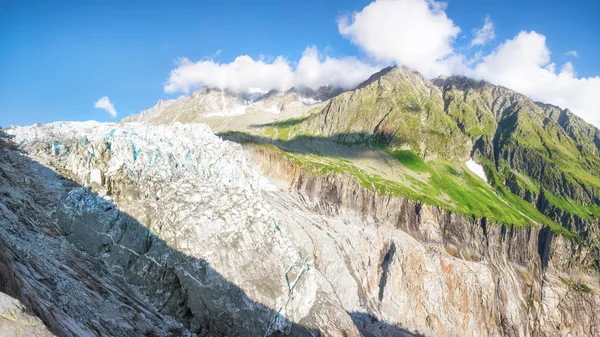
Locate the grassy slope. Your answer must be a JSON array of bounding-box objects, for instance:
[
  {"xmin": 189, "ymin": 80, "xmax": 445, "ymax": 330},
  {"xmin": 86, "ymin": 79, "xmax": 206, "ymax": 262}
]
[
  {"xmin": 224, "ymin": 130, "xmax": 573, "ymax": 237},
  {"xmin": 386, "ymin": 149, "xmax": 573, "ymax": 236},
  {"xmin": 294, "ymin": 68, "xmax": 472, "ymax": 161},
  {"xmin": 440, "ymin": 78, "xmax": 600, "ymax": 208},
  {"xmin": 438, "ymin": 78, "xmax": 600, "ymax": 236}
]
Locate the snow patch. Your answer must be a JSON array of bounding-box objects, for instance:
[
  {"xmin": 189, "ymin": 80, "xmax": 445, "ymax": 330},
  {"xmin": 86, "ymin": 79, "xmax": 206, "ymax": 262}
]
[
  {"xmin": 466, "ymin": 159, "xmax": 487, "ymax": 182},
  {"xmin": 298, "ymin": 96, "xmax": 321, "ymax": 105},
  {"xmin": 267, "ymin": 105, "xmax": 282, "ymax": 114}
]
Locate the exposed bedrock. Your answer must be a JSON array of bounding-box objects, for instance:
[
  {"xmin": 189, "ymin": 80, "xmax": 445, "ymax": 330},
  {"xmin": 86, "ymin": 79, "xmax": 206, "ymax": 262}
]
[{"xmin": 247, "ymin": 145, "xmax": 600, "ymax": 337}]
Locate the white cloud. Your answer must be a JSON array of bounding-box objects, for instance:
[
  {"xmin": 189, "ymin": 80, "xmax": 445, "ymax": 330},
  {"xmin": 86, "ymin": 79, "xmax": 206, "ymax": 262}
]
[
  {"xmin": 335, "ymin": 0, "xmax": 600, "ymax": 127},
  {"xmin": 94, "ymin": 96, "xmax": 117, "ymax": 117},
  {"xmin": 164, "ymin": 47, "xmax": 379, "ymax": 94},
  {"xmin": 164, "ymin": 55, "xmax": 293, "ymax": 94},
  {"xmin": 566, "ymin": 50, "xmax": 578, "ymax": 57},
  {"xmin": 471, "ymin": 15, "xmax": 495, "ymax": 46},
  {"xmin": 294, "ymin": 46, "xmax": 380, "ymax": 89},
  {"xmin": 471, "ymin": 31, "xmax": 600, "ymax": 127},
  {"xmin": 337, "ymin": 0, "xmax": 460, "ymax": 78}
]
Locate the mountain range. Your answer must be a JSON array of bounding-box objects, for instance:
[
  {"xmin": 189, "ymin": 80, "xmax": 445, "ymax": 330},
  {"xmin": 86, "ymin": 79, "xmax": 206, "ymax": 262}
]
[
  {"xmin": 1, "ymin": 66, "xmax": 599, "ymax": 336},
  {"xmin": 129, "ymin": 65, "xmax": 600, "ymax": 246}
]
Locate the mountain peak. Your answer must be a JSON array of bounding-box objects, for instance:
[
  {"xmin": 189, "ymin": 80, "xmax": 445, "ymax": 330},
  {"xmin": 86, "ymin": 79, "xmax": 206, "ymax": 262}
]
[
  {"xmin": 292, "ymin": 85, "xmax": 346, "ymax": 102},
  {"xmin": 357, "ymin": 65, "xmax": 427, "ymax": 89},
  {"xmin": 432, "ymin": 75, "xmax": 491, "ymax": 91}
]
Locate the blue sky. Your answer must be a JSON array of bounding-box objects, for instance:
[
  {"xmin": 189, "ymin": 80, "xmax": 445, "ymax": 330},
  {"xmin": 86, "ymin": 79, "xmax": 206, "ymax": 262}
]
[{"xmin": 1, "ymin": 0, "xmax": 599, "ymax": 126}]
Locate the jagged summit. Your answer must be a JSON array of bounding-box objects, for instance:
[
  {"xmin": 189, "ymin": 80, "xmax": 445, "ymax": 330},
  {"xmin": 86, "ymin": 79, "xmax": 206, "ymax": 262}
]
[
  {"xmin": 357, "ymin": 65, "xmax": 428, "ymax": 89},
  {"xmin": 123, "ymin": 84, "xmax": 349, "ymax": 126},
  {"xmin": 292, "ymin": 85, "xmax": 346, "ymax": 102},
  {"xmin": 432, "ymin": 75, "xmax": 491, "ymax": 91}
]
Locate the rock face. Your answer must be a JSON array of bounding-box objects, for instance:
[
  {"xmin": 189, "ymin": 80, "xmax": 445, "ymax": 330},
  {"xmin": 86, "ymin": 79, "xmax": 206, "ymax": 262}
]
[
  {"xmin": 2, "ymin": 122, "xmax": 599, "ymax": 337},
  {"xmin": 248, "ymin": 145, "xmax": 600, "ymax": 337}
]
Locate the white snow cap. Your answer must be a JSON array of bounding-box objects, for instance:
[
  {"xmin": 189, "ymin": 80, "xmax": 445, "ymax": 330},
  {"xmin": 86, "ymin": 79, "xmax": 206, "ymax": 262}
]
[{"xmin": 466, "ymin": 158, "xmax": 487, "ymax": 182}]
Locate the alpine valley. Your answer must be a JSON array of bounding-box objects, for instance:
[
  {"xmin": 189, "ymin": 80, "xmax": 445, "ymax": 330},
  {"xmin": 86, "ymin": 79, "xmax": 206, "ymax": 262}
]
[{"xmin": 1, "ymin": 66, "xmax": 599, "ymax": 337}]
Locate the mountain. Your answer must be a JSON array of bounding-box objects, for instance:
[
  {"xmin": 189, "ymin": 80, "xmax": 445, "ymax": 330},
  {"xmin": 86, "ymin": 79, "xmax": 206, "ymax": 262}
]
[
  {"xmin": 122, "ymin": 85, "xmax": 344, "ymax": 129},
  {"xmin": 537, "ymin": 102, "xmax": 600, "ymax": 157},
  {"xmin": 273, "ymin": 66, "xmax": 472, "ymax": 160},
  {"xmin": 291, "ymin": 85, "xmax": 347, "ymax": 103},
  {"xmin": 434, "ymin": 75, "xmax": 600, "ymax": 205},
  {"xmin": 238, "ymin": 66, "xmax": 600, "ymax": 221},
  {"xmin": 2, "ymin": 67, "xmax": 600, "ymax": 336}
]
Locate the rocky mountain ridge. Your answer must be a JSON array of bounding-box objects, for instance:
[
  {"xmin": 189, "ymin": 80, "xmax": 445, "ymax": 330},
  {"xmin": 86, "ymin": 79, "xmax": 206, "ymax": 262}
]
[{"xmin": 123, "ymin": 85, "xmax": 344, "ymax": 126}]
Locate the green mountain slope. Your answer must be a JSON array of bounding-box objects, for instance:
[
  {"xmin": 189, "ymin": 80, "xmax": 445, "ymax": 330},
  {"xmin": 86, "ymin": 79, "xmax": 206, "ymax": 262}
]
[
  {"xmin": 218, "ymin": 66, "xmax": 599, "ymax": 266},
  {"xmin": 435, "ymin": 75, "xmax": 600, "ymax": 211},
  {"xmin": 280, "ymin": 67, "xmax": 472, "ymax": 160}
]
